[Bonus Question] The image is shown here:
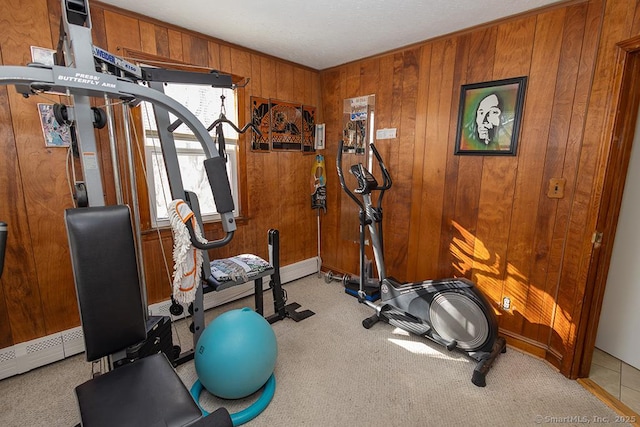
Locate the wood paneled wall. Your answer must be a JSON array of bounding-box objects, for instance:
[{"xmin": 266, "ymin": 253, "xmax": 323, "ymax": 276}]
[
  {"xmin": 0, "ymin": 0, "xmax": 320, "ymax": 348},
  {"xmin": 319, "ymin": 0, "xmax": 640, "ymax": 377},
  {"xmin": 2, "ymin": 0, "xmax": 640, "ymax": 380}
]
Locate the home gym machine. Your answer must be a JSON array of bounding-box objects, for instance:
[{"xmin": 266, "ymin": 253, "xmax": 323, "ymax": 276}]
[
  {"xmin": 0, "ymin": 0, "xmax": 308, "ymax": 426},
  {"xmin": 0, "ymin": 1, "xmax": 243, "ymax": 424},
  {"xmin": 0, "ymin": 0, "xmax": 311, "ymax": 365},
  {"xmin": 336, "ymin": 140, "xmax": 506, "ymax": 387},
  {"xmin": 0, "ymin": 0, "xmax": 240, "ymax": 367}
]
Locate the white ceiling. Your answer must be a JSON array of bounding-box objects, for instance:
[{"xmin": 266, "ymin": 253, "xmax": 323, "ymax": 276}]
[{"xmin": 99, "ymin": 0, "xmax": 565, "ymax": 70}]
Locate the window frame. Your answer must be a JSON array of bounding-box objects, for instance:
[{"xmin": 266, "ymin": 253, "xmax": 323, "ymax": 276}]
[{"xmin": 143, "ymin": 136, "xmax": 240, "ymax": 228}]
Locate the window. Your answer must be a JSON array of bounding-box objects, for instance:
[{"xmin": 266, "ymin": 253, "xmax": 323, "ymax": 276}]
[{"xmin": 141, "ymin": 83, "xmax": 239, "ymax": 226}]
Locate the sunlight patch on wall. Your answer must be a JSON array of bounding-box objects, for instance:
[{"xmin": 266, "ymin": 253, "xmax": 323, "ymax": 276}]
[{"xmin": 447, "ymin": 220, "xmax": 572, "ymax": 352}]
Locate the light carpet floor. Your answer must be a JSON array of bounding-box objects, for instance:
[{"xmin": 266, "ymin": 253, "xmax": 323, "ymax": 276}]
[{"xmin": 0, "ymin": 275, "xmax": 628, "ymax": 426}]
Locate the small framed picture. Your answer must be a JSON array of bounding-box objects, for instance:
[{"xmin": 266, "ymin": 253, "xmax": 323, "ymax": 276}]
[
  {"xmin": 454, "ymin": 76, "xmax": 527, "ymax": 156},
  {"xmin": 30, "ymin": 46, "xmax": 56, "ymax": 66},
  {"xmin": 38, "ymin": 103, "xmax": 71, "ymax": 147}
]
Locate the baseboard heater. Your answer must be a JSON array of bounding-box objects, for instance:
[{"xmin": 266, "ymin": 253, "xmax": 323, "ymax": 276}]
[{"xmin": 0, "ymin": 257, "xmax": 318, "ymax": 380}]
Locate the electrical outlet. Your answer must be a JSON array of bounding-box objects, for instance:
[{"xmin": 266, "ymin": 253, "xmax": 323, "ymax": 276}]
[
  {"xmin": 547, "ymin": 177, "xmax": 566, "ymax": 199},
  {"xmin": 502, "ymin": 297, "xmax": 511, "ymax": 310},
  {"xmin": 376, "ymin": 128, "xmax": 397, "ymax": 140}
]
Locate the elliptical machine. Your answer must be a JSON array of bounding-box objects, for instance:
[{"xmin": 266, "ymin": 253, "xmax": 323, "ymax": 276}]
[{"xmin": 336, "ymin": 141, "xmax": 506, "ymax": 387}]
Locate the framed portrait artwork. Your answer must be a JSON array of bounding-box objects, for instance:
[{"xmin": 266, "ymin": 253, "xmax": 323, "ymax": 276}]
[{"xmin": 454, "ymin": 76, "xmax": 527, "ymax": 156}]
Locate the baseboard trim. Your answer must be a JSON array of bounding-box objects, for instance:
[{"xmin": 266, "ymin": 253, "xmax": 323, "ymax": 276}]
[
  {"xmin": 497, "ymin": 329, "xmax": 566, "ymax": 373},
  {"xmin": 0, "ymin": 257, "xmax": 318, "ymax": 380},
  {"xmin": 0, "ymin": 332, "xmax": 81, "ymax": 381},
  {"xmin": 578, "ymin": 378, "xmax": 640, "ymax": 424}
]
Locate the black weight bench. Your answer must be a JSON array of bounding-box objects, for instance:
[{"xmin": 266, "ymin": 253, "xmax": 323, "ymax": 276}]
[{"xmin": 66, "ymin": 205, "xmax": 232, "ymax": 427}]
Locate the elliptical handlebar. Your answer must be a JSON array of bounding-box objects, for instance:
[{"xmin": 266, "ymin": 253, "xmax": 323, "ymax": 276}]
[
  {"xmin": 369, "ymin": 143, "xmax": 392, "ymax": 191},
  {"xmin": 368, "ymin": 143, "xmax": 392, "ymax": 207},
  {"xmin": 336, "ymin": 140, "xmax": 392, "ymax": 208},
  {"xmin": 337, "ymin": 139, "xmax": 365, "ymax": 210}
]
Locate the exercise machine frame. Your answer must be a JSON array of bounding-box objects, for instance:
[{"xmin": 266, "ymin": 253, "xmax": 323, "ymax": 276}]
[{"xmin": 0, "ymin": 0, "xmax": 314, "ymax": 369}]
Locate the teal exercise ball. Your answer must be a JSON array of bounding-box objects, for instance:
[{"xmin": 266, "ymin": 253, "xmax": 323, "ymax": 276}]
[{"xmin": 194, "ymin": 307, "xmax": 278, "ymax": 399}]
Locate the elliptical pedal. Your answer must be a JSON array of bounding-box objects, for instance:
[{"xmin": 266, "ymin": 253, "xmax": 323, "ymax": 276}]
[{"xmin": 381, "ymin": 307, "xmax": 431, "ymax": 336}]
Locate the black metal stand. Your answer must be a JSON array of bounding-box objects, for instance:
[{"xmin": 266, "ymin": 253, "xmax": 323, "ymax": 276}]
[
  {"xmin": 174, "ymin": 229, "xmax": 314, "ymax": 366},
  {"xmin": 263, "ymin": 229, "xmax": 315, "ymax": 323}
]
